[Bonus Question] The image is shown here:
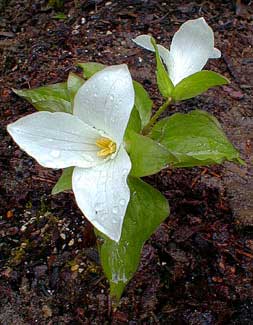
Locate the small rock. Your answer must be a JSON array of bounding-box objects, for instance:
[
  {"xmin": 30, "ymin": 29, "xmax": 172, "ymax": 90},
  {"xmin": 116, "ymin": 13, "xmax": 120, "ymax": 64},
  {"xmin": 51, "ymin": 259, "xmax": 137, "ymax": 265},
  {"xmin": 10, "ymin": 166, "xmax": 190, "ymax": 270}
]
[
  {"xmin": 34, "ymin": 265, "xmax": 48, "ymax": 278},
  {"xmin": 42, "ymin": 305, "xmax": 52, "ymax": 318},
  {"xmin": 71, "ymin": 264, "xmax": 79, "ymax": 272},
  {"xmin": 6, "ymin": 210, "xmax": 13, "ymax": 219},
  {"xmin": 20, "ymin": 225, "xmax": 27, "ymax": 232},
  {"xmin": 6, "ymin": 227, "xmax": 19, "ymax": 236},
  {"xmin": 223, "ymin": 86, "xmax": 244, "ymax": 99},
  {"xmin": 72, "ymin": 29, "xmax": 79, "ymax": 35},
  {"xmin": 245, "ymin": 239, "xmax": 253, "ymax": 251},
  {"xmin": 113, "ymin": 311, "xmax": 128, "ymax": 322},
  {"xmin": 68, "ymin": 239, "xmax": 74, "ymax": 246},
  {"xmin": 0, "ymin": 31, "xmax": 15, "ymax": 38},
  {"xmin": 20, "ymin": 242, "xmax": 27, "ymax": 248}
]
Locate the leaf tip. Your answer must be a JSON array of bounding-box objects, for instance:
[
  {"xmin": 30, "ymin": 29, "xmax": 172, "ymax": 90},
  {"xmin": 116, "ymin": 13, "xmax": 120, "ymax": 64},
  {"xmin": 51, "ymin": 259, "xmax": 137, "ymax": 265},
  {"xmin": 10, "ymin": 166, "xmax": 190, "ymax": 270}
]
[
  {"xmin": 12, "ymin": 88, "xmax": 20, "ymax": 95},
  {"xmin": 51, "ymin": 186, "xmax": 58, "ymax": 195}
]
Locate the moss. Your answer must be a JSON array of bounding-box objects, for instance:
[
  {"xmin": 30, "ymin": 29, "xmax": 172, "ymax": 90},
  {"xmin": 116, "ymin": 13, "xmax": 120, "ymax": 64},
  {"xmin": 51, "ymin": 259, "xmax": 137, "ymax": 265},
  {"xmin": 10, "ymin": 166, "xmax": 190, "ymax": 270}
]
[
  {"xmin": 10, "ymin": 247, "xmax": 26, "ymax": 266},
  {"xmin": 25, "ymin": 201, "xmax": 32, "ymax": 209},
  {"xmin": 48, "ymin": 0, "xmax": 65, "ymax": 9}
]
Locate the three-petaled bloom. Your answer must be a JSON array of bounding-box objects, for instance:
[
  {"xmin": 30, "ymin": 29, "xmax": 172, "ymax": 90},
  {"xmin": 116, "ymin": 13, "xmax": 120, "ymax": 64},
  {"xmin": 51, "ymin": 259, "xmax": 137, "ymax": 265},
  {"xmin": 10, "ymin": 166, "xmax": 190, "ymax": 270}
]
[
  {"xmin": 133, "ymin": 17, "xmax": 221, "ymax": 86},
  {"xmin": 7, "ymin": 65, "xmax": 135, "ymax": 242}
]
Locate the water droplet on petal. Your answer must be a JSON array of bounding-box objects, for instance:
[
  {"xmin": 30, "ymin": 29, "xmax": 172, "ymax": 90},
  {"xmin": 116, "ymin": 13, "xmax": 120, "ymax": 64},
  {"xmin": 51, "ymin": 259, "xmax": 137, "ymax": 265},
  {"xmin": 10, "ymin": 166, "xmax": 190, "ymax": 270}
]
[
  {"xmin": 119, "ymin": 199, "xmax": 125, "ymax": 206},
  {"xmin": 122, "ymin": 169, "xmax": 128, "ymax": 176},
  {"xmin": 76, "ymin": 174, "xmax": 82, "ymax": 182},
  {"xmin": 100, "ymin": 171, "xmax": 107, "ymax": 180},
  {"xmin": 95, "ymin": 203, "xmax": 104, "ymax": 212},
  {"xmin": 112, "ymin": 206, "xmax": 119, "ymax": 214},
  {"xmin": 100, "ymin": 214, "xmax": 105, "ymax": 221},
  {"xmin": 109, "ymin": 95, "xmax": 114, "ymax": 101},
  {"xmin": 51, "ymin": 150, "xmax": 60, "ymax": 158},
  {"xmin": 82, "ymin": 154, "xmax": 94, "ymax": 162},
  {"xmin": 112, "ymin": 217, "xmax": 117, "ymax": 224}
]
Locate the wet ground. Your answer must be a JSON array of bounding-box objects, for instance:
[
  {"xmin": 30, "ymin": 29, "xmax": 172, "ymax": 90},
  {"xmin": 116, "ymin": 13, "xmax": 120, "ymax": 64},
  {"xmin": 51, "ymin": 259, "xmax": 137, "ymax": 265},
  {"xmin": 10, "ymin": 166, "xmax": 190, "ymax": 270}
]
[{"xmin": 0, "ymin": 0, "xmax": 253, "ymax": 324}]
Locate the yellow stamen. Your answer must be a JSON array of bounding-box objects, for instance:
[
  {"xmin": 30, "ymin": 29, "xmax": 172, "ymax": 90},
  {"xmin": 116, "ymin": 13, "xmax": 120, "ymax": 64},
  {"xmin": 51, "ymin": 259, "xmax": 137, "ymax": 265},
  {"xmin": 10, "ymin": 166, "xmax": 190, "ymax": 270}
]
[{"xmin": 96, "ymin": 137, "xmax": 116, "ymax": 157}]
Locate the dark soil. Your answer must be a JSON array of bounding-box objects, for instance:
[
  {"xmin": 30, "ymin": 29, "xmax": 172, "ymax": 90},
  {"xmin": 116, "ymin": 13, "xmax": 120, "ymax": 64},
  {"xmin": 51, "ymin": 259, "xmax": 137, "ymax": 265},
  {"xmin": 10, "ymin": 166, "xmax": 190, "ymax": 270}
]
[{"xmin": 0, "ymin": 1, "xmax": 253, "ymax": 324}]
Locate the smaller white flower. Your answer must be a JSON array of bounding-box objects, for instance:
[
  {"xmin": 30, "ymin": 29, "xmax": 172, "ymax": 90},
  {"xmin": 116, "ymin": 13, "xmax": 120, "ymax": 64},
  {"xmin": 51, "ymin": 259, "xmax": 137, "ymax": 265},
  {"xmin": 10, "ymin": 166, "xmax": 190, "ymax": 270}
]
[
  {"xmin": 7, "ymin": 65, "xmax": 135, "ymax": 242},
  {"xmin": 133, "ymin": 17, "xmax": 221, "ymax": 86}
]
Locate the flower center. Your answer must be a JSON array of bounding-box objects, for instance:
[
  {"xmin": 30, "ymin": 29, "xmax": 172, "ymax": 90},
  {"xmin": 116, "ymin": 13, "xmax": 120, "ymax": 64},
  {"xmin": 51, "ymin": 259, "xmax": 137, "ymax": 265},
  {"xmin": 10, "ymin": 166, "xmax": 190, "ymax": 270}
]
[{"xmin": 96, "ymin": 137, "xmax": 116, "ymax": 158}]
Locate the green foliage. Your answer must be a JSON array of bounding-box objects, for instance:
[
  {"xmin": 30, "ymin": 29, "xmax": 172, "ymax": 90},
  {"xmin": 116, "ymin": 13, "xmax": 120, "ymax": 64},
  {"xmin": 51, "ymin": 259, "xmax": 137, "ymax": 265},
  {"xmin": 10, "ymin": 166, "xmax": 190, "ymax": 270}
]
[
  {"xmin": 48, "ymin": 0, "xmax": 65, "ymax": 9},
  {"xmin": 151, "ymin": 38, "xmax": 174, "ymax": 98},
  {"xmin": 151, "ymin": 109, "xmax": 242, "ymax": 167},
  {"xmin": 126, "ymin": 130, "xmax": 177, "ymax": 177},
  {"xmin": 52, "ymin": 13, "xmax": 67, "ymax": 20},
  {"xmin": 125, "ymin": 107, "xmax": 142, "ymax": 135},
  {"xmin": 172, "ymin": 70, "xmax": 229, "ymax": 101},
  {"xmin": 52, "ymin": 167, "xmax": 74, "ymax": 195},
  {"xmin": 77, "ymin": 62, "xmax": 106, "ymax": 79},
  {"xmin": 133, "ymin": 81, "xmax": 153, "ymax": 128},
  {"xmin": 13, "ymin": 82, "xmax": 72, "ymax": 114},
  {"xmin": 96, "ymin": 176, "xmax": 169, "ymax": 303},
  {"xmin": 12, "ymin": 60, "xmax": 242, "ymax": 304},
  {"xmin": 67, "ymin": 72, "xmax": 85, "ymax": 105},
  {"xmin": 13, "ymin": 72, "xmax": 85, "ymax": 114}
]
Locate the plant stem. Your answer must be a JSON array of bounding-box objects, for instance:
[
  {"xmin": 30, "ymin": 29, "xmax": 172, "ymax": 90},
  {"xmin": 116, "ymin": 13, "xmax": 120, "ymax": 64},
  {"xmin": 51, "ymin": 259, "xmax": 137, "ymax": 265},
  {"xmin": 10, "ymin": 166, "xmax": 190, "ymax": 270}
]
[{"xmin": 142, "ymin": 96, "xmax": 172, "ymax": 135}]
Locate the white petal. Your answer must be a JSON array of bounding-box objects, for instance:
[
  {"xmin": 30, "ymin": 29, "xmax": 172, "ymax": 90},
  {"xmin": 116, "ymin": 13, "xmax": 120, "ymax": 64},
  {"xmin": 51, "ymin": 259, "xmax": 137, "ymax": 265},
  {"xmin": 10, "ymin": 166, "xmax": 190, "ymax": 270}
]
[
  {"xmin": 133, "ymin": 34, "xmax": 170, "ymax": 69},
  {"xmin": 7, "ymin": 111, "xmax": 103, "ymax": 169},
  {"xmin": 133, "ymin": 34, "xmax": 154, "ymax": 51},
  {"xmin": 74, "ymin": 64, "xmax": 134, "ymax": 145},
  {"xmin": 72, "ymin": 146, "xmax": 131, "ymax": 242},
  {"xmin": 168, "ymin": 17, "xmax": 221, "ymax": 85},
  {"xmin": 210, "ymin": 47, "xmax": 221, "ymax": 59}
]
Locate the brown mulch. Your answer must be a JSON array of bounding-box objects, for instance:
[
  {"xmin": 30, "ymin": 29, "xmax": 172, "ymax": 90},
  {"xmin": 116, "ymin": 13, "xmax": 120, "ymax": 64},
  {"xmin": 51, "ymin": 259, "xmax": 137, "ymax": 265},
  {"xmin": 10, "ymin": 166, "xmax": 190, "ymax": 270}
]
[{"xmin": 0, "ymin": 1, "xmax": 253, "ymax": 324}]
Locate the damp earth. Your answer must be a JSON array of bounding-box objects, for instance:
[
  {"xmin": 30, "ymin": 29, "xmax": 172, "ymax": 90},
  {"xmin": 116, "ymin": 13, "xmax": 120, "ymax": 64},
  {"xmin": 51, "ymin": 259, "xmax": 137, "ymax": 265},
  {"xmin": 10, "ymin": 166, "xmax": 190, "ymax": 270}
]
[{"xmin": 0, "ymin": 1, "xmax": 253, "ymax": 324}]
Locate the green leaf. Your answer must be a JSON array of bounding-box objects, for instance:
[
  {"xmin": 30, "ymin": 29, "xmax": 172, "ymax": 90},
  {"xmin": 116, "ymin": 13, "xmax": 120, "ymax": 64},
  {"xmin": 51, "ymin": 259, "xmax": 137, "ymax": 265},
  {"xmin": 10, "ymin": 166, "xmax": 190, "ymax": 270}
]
[
  {"xmin": 172, "ymin": 70, "xmax": 229, "ymax": 101},
  {"xmin": 13, "ymin": 82, "xmax": 72, "ymax": 113},
  {"xmin": 151, "ymin": 38, "xmax": 174, "ymax": 98},
  {"xmin": 48, "ymin": 0, "xmax": 64, "ymax": 9},
  {"xmin": 31, "ymin": 99, "xmax": 71, "ymax": 113},
  {"xmin": 125, "ymin": 107, "xmax": 142, "ymax": 135},
  {"xmin": 97, "ymin": 176, "xmax": 169, "ymax": 302},
  {"xmin": 133, "ymin": 81, "xmax": 153, "ymax": 128},
  {"xmin": 125, "ymin": 130, "xmax": 177, "ymax": 177},
  {"xmin": 52, "ymin": 12, "xmax": 67, "ymax": 20},
  {"xmin": 51, "ymin": 167, "xmax": 74, "ymax": 195},
  {"xmin": 151, "ymin": 109, "xmax": 242, "ymax": 167},
  {"xmin": 77, "ymin": 62, "xmax": 106, "ymax": 79},
  {"xmin": 67, "ymin": 72, "xmax": 85, "ymax": 104}
]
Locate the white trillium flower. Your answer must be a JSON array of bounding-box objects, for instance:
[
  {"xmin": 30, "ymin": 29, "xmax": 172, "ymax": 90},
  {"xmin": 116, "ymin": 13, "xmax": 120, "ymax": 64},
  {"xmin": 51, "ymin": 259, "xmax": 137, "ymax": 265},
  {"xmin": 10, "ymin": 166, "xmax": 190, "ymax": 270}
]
[
  {"xmin": 7, "ymin": 65, "xmax": 135, "ymax": 242},
  {"xmin": 133, "ymin": 17, "xmax": 221, "ymax": 86}
]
